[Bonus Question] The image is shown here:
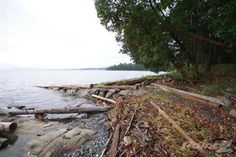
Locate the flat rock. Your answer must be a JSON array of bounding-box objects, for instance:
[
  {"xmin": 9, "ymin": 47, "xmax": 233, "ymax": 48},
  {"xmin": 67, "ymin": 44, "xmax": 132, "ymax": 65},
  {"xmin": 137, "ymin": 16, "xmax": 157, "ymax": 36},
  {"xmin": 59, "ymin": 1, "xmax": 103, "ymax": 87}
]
[{"xmin": 28, "ymin": 127, "xmax": 96, "ymax": 157}]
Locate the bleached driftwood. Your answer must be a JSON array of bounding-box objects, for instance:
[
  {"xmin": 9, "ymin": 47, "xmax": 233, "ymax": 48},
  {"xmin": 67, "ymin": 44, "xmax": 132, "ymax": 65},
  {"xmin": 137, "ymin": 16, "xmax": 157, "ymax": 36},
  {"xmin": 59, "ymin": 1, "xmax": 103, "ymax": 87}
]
[
  {"xmin": 92, "ymin": 94, "xmax": 116, "ymax": 104},
  {"xmin": 8, "ymin": 106, "xmax": 112, "ymax": 116},
  {"xmin": 37, "ymin": 83, "xmax": 94, "ymax": 89},
  {"xmin": 96, "ymin": 85, "xmax": 138, "ymax": 90},
  {"xmin": 104, "ymin": 78, "xmax": 146, "ymax": 86},
  {"xmin": 0, "ymin": 122, "xmax": 17, "ymax": 133},
  {"xmin": 151, "ymin": 83, "xmax": 229, "ymax": 107}
]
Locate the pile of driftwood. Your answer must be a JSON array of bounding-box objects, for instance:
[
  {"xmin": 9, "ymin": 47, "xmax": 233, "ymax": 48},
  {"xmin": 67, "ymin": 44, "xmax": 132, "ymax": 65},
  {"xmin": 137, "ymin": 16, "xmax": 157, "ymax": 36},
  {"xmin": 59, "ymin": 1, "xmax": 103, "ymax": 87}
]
[{"xmin": 0, "ymin": 122, "xmax": 17, "ymax": 150}]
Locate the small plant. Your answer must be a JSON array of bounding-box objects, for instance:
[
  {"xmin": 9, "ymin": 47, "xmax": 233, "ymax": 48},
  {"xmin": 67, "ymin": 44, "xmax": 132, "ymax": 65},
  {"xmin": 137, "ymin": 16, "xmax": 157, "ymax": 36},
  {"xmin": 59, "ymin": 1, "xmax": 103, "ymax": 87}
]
[
  {"xmin": 201, "ymin": 84, "xmax": 221, "ymax": 96},
  {"xmin": 225, "ymin": 80, "xmax": 236, "ymax": 93}
]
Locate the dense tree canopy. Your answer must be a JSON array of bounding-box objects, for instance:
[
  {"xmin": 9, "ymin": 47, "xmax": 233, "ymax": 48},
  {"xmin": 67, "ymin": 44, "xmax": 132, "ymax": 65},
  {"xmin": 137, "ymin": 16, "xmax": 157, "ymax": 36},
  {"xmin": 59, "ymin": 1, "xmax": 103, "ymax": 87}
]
[
  {"xmin": 95, "ymin": 0, "xmax": 236, "ymax": 75},
  {"xmin": 107, "ymin": 63, "xmax": 146, "ymax": 71}
]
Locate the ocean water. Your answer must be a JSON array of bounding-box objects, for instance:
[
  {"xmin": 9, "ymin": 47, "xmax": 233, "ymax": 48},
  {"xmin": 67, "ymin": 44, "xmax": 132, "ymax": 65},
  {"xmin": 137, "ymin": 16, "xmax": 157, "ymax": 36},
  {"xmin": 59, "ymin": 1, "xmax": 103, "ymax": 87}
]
[{"xmin": 0, "ymin": 70, "xmax": 155, "ymax": 109}]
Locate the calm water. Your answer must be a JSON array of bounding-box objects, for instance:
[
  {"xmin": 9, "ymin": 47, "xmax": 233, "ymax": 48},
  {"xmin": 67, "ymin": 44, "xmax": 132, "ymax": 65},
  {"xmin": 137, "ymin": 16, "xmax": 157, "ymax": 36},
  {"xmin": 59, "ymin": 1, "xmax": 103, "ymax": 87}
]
[{"xmin": 0, "ymin": 70, "xmax": 155, "ymax": 109}]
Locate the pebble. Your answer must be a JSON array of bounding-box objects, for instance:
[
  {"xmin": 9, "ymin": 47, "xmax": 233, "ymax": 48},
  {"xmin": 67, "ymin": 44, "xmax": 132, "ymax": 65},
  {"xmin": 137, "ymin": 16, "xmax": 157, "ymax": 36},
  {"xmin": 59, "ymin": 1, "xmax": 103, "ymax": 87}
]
[
  {"xmin": 229, "ymin": 109, "xmax": 236, "ymax": 119},
  {"xmin": 123, "ymin": 136, "xmax": 132, "ymax": 146}
]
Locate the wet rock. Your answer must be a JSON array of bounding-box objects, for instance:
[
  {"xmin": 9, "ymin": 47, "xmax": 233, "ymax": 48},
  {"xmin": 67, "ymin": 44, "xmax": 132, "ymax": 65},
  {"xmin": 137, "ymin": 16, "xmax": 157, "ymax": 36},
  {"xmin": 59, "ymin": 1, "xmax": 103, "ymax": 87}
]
[
  {"xmin": 98, "ymin": 89, "xmax": 108, "ymax": 97},
  {"xmin": 105, "ymin": 89, "xmax": 117, "ymax": 98},
  {"xmin": 59, "ymin": 88, "xmax": 66, "ymax": 93},
  {"xmin": 75, "ymin": 89, "xmax": 91, "ymax": 97},
  {"xmin": 65, "ymin": 89, "xmax": 76, "ymax": 96},
  {"xmin": 90, "ymin": 88, "xmax": 100, "ymax": 95}
]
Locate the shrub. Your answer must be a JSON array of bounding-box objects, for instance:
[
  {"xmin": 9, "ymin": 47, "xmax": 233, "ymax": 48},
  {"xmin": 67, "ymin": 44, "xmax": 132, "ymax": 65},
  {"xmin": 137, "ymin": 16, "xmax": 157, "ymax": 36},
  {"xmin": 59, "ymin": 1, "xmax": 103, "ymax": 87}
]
[{"xmin": 201, "ymin": 84, "xmax": 221, "ymax": 96}]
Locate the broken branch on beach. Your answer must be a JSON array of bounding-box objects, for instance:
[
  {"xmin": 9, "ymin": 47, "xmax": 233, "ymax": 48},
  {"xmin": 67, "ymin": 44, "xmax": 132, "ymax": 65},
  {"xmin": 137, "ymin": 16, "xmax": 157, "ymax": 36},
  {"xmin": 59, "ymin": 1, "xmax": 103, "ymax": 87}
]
[
  {"xmin": 92, "ymin": 94, "xmax": 116, "ymax": 104},
  {"xmin": 108, "ymin": 124, "xmax": 120, "ymax": 157},
  {"xmin": 151, "ymin": 83, "xmax": 230, "ymax": 107},
  {"xmin": 8, "ymin": 106, "xmax": 112, "ymax": 116},
  {"xmin": 149, "ymin": 101, "xmax": 209, "ymax": 155}
]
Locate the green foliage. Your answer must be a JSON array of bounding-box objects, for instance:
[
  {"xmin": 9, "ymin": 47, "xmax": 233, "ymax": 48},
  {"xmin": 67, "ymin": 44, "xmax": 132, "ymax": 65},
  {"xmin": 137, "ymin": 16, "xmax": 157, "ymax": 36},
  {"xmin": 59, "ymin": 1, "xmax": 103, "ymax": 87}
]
[
  {"xmin": 225, "ymin": 80, "xmax": 236, "ymax": 93},
  {"xmin": 209, "ymin": 64, "xmax": 236, "ymax": 77},
  {"xmin": 95, "ymin": 0, "xmax": 236, "ymax": 74},
  {"xmin": 201, "ymin": 84, "xmax": 221, "ymax": 96},
  {"xmin": 107, "ymin": 63, "xmax": 146, "ymax": 71},
  {"xmin": 170, "ymin": 71, "xmax": 184, "ymax": 82}
]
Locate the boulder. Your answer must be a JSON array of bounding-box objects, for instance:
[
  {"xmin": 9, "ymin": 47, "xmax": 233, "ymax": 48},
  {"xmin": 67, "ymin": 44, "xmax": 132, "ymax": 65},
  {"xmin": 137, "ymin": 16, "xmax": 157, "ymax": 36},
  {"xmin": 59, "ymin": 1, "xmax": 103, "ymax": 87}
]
[
  {"xmin": 75, "ymin": 89, "xmax": 91, "ymax": 97},
  {"xmin": 98, "ymin": 89, "xmax": 108, "ymax": 97},
  {"xmin": 105, "ymin": 89, "xmax": 117, "ymax": 98},
  {"xmin": 118, "ymin": 90, "xmax": 131, "ymax": 96},
  {"xmin": 65, "ymin": 89, "xmax": 76, "ymax": 96}
]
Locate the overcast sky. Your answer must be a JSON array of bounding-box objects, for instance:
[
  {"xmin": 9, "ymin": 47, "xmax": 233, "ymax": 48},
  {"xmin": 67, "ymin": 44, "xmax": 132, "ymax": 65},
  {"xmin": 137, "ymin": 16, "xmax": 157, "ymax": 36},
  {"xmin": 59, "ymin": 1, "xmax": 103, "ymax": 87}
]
[{"xmin": 0, "ymin": 0, "xmax": 131, "ymax": 69}]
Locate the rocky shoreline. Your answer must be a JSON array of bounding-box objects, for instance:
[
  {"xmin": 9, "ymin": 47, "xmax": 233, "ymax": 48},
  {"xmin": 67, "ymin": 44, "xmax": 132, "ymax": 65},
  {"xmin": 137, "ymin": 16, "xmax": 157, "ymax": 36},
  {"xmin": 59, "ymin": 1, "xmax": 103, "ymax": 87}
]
[{"xmin": 0, "ymin": 75, "xmax": 235, "ymax": 157}]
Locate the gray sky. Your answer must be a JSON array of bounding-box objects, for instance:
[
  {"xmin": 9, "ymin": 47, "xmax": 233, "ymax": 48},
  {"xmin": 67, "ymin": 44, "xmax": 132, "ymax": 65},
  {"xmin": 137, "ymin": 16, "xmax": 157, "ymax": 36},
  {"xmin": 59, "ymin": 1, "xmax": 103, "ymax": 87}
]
[{"xmin": 0, "ymin": 0, "xmax": 131, "ymax": 69}]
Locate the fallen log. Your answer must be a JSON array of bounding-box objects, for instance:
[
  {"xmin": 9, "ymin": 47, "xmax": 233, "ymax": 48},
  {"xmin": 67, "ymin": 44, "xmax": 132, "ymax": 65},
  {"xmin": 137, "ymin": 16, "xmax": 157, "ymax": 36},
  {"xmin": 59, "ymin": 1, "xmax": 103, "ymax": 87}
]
[
  {"xmin": 0, "ymin": 138, "xmax": 8, "ymax": 150},
  {"xmin": 37, "ymin": 83, "xmax": 94, "ymax": 89},
  {"xmin": 149, "ymin": 101, "xmax": 208, "ymax": 155},
  {"xmin": 108, "ymin": 124, "xmax": 120, "ymax": 157},
  {"xmin": 151, "ymin": 83, "xmax": 229, "ymax": 107},
  {"xmin": 0, "ymin": 122, "xmax": 17, "ymax": 133},
  {"xmin": 8, "ymin": 106, "xmax": 112, "ymax": 116},
  {"xmin": 92, "ymin": 94, "xmax": 116, "ymax": 104},
  {"xmin": 96, "ymin": 85, "xmax": 138, "ymax": 90},
  {"xmin": 104, "ymin": 78, "xmax": 146, "ymax": 86}
]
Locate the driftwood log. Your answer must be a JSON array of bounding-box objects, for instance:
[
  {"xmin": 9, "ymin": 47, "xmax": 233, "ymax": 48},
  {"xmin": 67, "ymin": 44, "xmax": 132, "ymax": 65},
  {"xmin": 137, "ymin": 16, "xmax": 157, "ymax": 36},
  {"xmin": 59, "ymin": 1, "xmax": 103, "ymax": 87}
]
[
  {"xmin": 8, "ymin": 106, "xmax": 112, "ymax": 116},
  {"xmin": 37, "ymin": 84, "xmax": 94, "ymax": 89},
  {"xmin": 96, "ymin": 85, "xmax": 138, "ymax": 90},
  {"xmin": 0, "ymin": 122, "xmax": 17, "ymax": 133},
  {"xmin": 104, "ymin": 78, "xmax": 146, "ymax": 86},
  {"xmin": 92, "ymin": 94, "xmax": 116, "ymax": 104},
  {"xmin": 151, "ymin": 83, "xmax": 229, "ymax": 107},
  {"xmin": 0, "ymin": 138, "xmax": 8, "ymax": 150}
]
